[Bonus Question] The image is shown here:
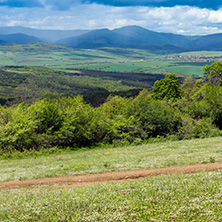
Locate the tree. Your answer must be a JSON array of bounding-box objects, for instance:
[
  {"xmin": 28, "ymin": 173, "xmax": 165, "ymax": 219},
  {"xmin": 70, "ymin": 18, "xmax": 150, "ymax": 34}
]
[
  {"xmin": 152, "ymin": 73, "xmax": 182, "ymax": 101},
  {"xmin": 124, "ymin": 95, "xmax": 181, "ymax": 138},
  {"xmin": 203, "ymin": 61, "xmax": 222, "ymax": 85},
  {"xmin": 181, "ymin": 76, "xmax": 203, "ymax": 100}
]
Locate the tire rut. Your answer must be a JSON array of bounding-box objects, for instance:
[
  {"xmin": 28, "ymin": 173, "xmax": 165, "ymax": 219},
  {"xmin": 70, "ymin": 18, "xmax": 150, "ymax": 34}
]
[{"xmin": 1, "ymin": 162, "xmax": 222, "ymax": 190}]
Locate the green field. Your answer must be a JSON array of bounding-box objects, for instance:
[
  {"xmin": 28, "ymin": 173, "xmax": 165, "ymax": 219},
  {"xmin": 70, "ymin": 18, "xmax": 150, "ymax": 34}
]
[
  {"xmin": 0, "ymin": 137, "xmax": 222, "ymax": 221},
  {"xmin": 165, "ymin": 64, "xmax": 204, "ymax": 76},
  {"xmin": 1, "ymin": 43, "xmax": 221, "ymax": 77}
]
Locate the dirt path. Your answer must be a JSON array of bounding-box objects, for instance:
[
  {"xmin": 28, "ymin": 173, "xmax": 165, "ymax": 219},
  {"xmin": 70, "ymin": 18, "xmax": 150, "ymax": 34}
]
[{"xmin": 1, "ymin": 162, "xmax": 222, "ymax": 190}]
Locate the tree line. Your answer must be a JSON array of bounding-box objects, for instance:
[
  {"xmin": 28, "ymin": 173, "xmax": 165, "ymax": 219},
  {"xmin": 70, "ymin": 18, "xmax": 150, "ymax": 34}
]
[{"xmin": 1, "ymin": 61, "xmax": 222, "ymax": 154}]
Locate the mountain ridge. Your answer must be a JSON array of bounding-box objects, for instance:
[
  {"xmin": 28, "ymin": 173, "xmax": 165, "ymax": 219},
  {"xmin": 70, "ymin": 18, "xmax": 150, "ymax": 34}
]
[
  {"xmin": 0, "ymin": 33, "xmax": 43, "ymax": 44},
  {"xmin": 0, "ymin": 25, "xmax": 222, "ymax": 52}
]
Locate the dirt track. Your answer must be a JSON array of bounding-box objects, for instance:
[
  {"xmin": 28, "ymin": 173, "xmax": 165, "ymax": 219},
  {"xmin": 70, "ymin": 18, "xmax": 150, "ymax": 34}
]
[{"xmin": 1, "ymin": 162, "xmax": 222, "ymax": 190}]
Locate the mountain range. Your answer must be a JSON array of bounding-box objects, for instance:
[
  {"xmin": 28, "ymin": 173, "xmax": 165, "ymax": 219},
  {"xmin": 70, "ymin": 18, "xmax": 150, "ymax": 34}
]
[{"xmin": 0, "ymin": 25, "xmax": 221, "ymax": 52}]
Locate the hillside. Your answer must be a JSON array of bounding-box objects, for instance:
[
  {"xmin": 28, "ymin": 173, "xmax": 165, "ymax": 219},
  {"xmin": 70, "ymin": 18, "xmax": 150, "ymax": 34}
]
[
  {"xmin": 0, "ymin": 33, "xmax": 42, "ymax": 44},
  {"xmin": 0, "ymin": 26, "xmax": 89, "ymax": 42},
  {"xmin": 57, "ymin": 26, "xmax": 195, "ymax": 50},
  {"xmin": 113, "ymin": 25, "xmax": 194, "ymax": 47},
  {"xmin": 0, "ymin": 66, "xmax": 107, "ymax": 105},
  {"xmin": 55, "ymin": 25, "xmax": 222, "ymax": 51},
  {"xmin": 191, "ymin": 33, "xmax": 222, "ymax": 51},
  {"xmin": 56, "ymin": 28, "xmax": 139, "ymax": 48}
]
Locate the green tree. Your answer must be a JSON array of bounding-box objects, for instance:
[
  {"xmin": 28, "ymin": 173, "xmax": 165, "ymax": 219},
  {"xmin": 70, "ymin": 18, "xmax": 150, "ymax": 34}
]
[
  {"xmin": 152, "ymin": 74, "xmax": 182, "ymax": 101},
  {"xmin": 100, "ymin": 95, "xmax": 129, "ymax": 119},
  {"xmin": 181, "ymin": 76, "xmax": 203, "ymax": 101},
  {"xmin": 203, "ymin": 61, "xmax": 222, "ymax": 85},
  {"xmin": 124, "ymin": 94, "xmax": 181, "ymax": 138}
]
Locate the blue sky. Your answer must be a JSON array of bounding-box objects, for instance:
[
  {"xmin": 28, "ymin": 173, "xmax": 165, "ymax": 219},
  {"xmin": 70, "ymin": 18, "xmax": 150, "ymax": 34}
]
[{"xmin": 0, "ymin": 0, "xmax": 222, "ymax": 35}]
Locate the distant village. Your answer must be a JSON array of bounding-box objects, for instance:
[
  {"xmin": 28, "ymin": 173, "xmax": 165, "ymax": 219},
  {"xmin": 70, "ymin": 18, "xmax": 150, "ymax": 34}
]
[{"xmin": 166, "ymin": 55, "xmax": 222, "ymax": 62}]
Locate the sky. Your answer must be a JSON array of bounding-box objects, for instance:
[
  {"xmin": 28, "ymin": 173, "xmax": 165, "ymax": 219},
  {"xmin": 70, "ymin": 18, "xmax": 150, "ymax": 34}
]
[{"xmin": 0, "ymin": 0, "xmax": 222, "ymax": 35}]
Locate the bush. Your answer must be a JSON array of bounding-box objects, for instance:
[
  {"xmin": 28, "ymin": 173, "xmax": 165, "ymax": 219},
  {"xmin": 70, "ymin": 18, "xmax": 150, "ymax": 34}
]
[
  {"xmin": 123, "ymin": 94, "xmax": 181, "ymax": 138},
  {"xmin": 0, "ymin": 104, "xmax": 37, "ymax": 152},
  {"xmin": 177, "ymin": 115, "xmax": 221, "ymax": 140}
]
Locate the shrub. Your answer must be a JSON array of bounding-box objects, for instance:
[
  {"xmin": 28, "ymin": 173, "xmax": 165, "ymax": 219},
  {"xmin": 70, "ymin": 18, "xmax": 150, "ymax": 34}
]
[
  {"xmin": 123, "ymin": 95, "xmax": 181, "ymax": 138},
  {"xmin": 177, "ymin": 115, "xmax": 221, "ymax": 140},
  {"xmin": 0, "ymin": 104, "xmax": 37, "ymax": 152}
]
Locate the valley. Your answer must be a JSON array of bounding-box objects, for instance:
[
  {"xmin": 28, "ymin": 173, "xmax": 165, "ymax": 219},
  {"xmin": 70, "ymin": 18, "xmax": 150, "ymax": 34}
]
[{"xmin": 1, "ymin": 1, "xmax": 222, "ymax": 221}]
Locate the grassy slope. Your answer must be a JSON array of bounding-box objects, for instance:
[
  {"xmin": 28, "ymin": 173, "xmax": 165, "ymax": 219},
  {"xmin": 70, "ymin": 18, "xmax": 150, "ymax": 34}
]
[
  {"xmin": 0, "ymin": 137, "xmax": 222, "ymax": 182},
  {"xmin": 0, "ymin": 172, "xmax": 221, "ymax": 221},
  {"xmin": 0, "ymin": 137, "xmax": 222, "ymax": 221}
]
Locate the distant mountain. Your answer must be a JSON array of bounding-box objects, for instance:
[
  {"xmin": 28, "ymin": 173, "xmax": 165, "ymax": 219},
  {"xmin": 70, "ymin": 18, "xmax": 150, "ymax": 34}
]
[
  {"xmin": 1, "ymin": 25, "xmax": 222, "ymax": 52},
  {"xmin": 190, "ymin": 33, "xmax": 222, "ymax": 51},
  {"xmin": 57, "ymin": 26, "xmax": 201, "ymax": 51},
  {"xmin": 113, "ymin": 25, "xmax": 195, "ymax": 47},
  {"xmin": 0, "ymin": 26, "xmax": 89, "ymax": 42},
  {"xmin": 0, "ymin": 39, "xmax": 7, "ymax": 44},
  {"xmin": 0, "ymin": 33, "xmax": 42, "ymax": 44},
  {"xmin": 56, "ymin": 28, "xmax": 140, "ymax": 48}
]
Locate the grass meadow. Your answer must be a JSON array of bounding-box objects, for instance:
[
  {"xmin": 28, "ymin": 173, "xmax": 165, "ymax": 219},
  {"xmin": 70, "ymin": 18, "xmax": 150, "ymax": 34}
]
[
  {"xmin": 0, "ymin": 137, "xmax": 222, "ymax": 182},
  {"xmin": 0, "ymin": 136, "xmax": 222, "ymax": 221},
  {"xmin": 0, "ymin": 170, "xmax": 221, "ymax": 221}
]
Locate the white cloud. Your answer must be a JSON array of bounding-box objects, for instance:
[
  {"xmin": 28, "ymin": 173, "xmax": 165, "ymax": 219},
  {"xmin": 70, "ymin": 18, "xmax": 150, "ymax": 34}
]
[
  {"xmin": 208, "ymin": 10, "xmax": 222, "ymax": 23},
  {"xmin": 0, "ymin": 3, "xmax": 222, "ymax": 35}
]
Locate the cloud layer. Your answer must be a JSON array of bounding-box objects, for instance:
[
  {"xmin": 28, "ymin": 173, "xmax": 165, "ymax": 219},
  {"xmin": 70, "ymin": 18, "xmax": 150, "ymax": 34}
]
[{"xmin": 0, "ymin": 0, "xmax": 222, "ymax": 35}]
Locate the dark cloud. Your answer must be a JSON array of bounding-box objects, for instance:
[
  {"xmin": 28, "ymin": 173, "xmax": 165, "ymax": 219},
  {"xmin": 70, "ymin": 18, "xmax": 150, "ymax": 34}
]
[
  {"xmin": 82, "ymin": 0, "xmax": 222, "ymax": 10},
  {"xmin": 0, "ymin": 0, "xmax": 221, "ymax": 10},
  {"xmin": 0, "ymin": 0, "xmax": 43, "ymax": 8}
]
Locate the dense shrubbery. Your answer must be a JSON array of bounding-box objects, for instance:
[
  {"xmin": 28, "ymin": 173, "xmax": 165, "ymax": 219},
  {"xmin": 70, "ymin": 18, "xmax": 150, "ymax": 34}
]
[{"xmin": 1, "ymin": 63, "xmax": 222, "ymax": 154}]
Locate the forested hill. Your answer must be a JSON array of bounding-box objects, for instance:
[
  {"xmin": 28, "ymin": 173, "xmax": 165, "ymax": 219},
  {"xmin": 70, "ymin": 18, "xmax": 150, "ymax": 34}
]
[
  {"xmin": 0, "ymin": 66, "xmax": 165, "ymax": 106},
  {"xmin": 1, "ymin": 25, "xmax": 222, "ymax": 51},
  {"xmin": 0, "ymin": 66, "xmax": 107, "ymax": 105}
]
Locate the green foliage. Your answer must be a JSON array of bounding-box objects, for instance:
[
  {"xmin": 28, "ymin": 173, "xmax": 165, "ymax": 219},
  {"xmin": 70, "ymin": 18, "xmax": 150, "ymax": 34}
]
[
  {"xmin": 100, "ymin": 95, "xmax": 129, "ymax": 119},
  {"xmin": 2, "ymin": 59, "xmax": 222, "ymax": 154},
  {"xmin": 30, "ymin": 99, "xmax": 63, "ymax": 134},
  {"xmin": 176, "ymin": 115, "xmax": 221, "ymax": 140},
  {"xmin": 187, "ymin": 84, "xmax": 222, "ymax": 129},
  {"xmin": 201, "ymin": 85, "xmax": 222, "ymax": 129},
  {"xmin": 0, "ymin": 104, "xmax": 37, "ymax": 152},
  {"xmin": 124, "ymin": 92, "xmax": 181, "ymax": 138},
  {"xmin": 58, "ymin": 96, "xmax": 108, "ymax": 147},
  {"xmin": 203, "ymin": 61, "xmax": 222, "ymax": 85},
  {"xmin": 152, "ymin": 73, "xmax": 182, "ymax": 101},
  {"xmin": 181, "ymin": 76, "xmax": 203, "ymax": 100}
]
